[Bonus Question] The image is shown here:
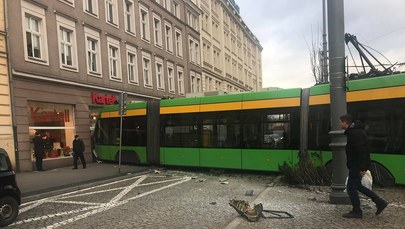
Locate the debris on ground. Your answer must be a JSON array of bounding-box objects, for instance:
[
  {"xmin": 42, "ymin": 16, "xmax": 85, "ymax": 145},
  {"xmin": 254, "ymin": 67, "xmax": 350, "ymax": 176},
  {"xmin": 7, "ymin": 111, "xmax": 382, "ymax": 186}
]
[
  {"xmin": 245, "ymin": 190, "xmax": 254, "ymax": 196},
  {"xmin": 229, "ymin": 199, "xmax": 294, "ymax": 222}
]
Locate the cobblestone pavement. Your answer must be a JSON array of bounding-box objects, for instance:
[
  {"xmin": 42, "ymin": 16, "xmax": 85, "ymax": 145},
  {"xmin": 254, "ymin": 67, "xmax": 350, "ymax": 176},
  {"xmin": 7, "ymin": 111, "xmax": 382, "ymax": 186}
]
[{"xmin": 7, "ymin": 169, "xmax": 405, "ymax": 228}]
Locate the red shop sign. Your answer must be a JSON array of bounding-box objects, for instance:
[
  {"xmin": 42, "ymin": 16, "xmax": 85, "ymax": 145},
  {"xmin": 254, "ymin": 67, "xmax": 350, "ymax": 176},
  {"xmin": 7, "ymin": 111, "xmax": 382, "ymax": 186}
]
[{"xmin": 91, "ymin": 92, "xmax": 118, "ymax": 105}]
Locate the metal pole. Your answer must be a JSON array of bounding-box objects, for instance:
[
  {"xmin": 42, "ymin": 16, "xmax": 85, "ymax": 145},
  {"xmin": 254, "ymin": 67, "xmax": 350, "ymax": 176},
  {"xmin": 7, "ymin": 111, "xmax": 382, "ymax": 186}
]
[
  {"xmin": 322, "ymin": 0, "xmax": 328, "ymax": 83},
  {"xmin": 327, "ymin": 0, "xmax": 350, "ymax": 204},
  {"xmin": 118, "ymin": 93, "xmax": 123, "ymax": 174}
]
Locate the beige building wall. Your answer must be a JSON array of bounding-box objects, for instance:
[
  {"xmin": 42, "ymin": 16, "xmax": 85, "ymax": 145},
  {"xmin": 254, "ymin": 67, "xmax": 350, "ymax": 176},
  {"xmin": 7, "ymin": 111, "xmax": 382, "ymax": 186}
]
[
  {"xmin": 6, "ymin": 0, "xmax": 202, "ymax": 171},
  {"xmin": 194, "ymin": 0, "xmax": 262, "ymax": 94},
  {"xmin": 0, "ymin": 0, "xmax": 16, "ymax": 167}
]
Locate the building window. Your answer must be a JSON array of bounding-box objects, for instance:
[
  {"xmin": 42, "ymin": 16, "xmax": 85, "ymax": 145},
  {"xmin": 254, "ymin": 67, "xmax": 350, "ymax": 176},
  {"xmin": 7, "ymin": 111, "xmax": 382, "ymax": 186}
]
[
  {"xmin": 57, "ymin": 16, "xmax": 78, "ymax": 71},
  {"xmin": 142, "ymin": 52, "xmax": 152, "ymax": 87},
  {"xmin": 127, "ymin": 45, "xmax": 138, "ymax": 84},
  {"xmin": 140, "ymin": 6, "xmax": 150, "ymax": 42},
  {"xmin": 173, "ymin": 1, "xmax": 180, "ymax": 18},
  {"xmin": 22, "ymin": 1, "xmax": 49, "ymax": 65},
  {"xmin": 175, "ymin": 29, "xmax": 183, "ymax": 58},
  {"xmin": 124, "ymin": 0, "xmax": 135, "ymax": 34},
  {"xmin": 106, "ymin": 0, "xmax": 119, "ymax": 26},
  {"xmin": 84, "ymin": 27, "xmax": 101, "ymax": 76},
  {"xmin": 187, "ymin": 11, "xmax": 198, "ymax": 31},
  {"xmin": 28, "ymin": 101, "xmax": 75, "ymax": 160},
  {"xmin": 60, "ymin": 0, "xmax": 75, "ymax": 7},
  {"xmin": 163, "ymin": 0, "xmax": 171, "ymax": 11},
  {"xmin": 189, "ymin": 37, "xmax": 197, "ymax": 63},
  {"xmin": 165, "ymin": 23, "xmax": 173, "ymax": 53},
  {"xmin": 59, "ymin": 28, "xmax": 73, "ymax": 67},
  {"xmin": 87, "ymin": 39, "xmax": 98, "ymax": 73},
  {"xmin": 107, "ymin": 37, "xmax": 121, "ymax": 80},
  {"xmin": 155, "ymin": 57, "xmax": 164, "ymax": 91},
  {"xmin": 190, "ymin": 71, "xmax": 201, "ymax": 93},
  {"xmin": 167, "ymin": 62, "xmax": 175, "ymax": 93},
  {"xmin": 177, "ymin": 66, "xmax": 184, "ymax": 95},
  {"xmin": 25, "ymin": 16, "xmax": 42, "ymax": 60},
  {"xmin": 84, "ymin": 0, "xmax": 98, "ymax": 16},
  {"xmin": 153, "ymin": 15, "xmax": 162, "ymax": 47}
]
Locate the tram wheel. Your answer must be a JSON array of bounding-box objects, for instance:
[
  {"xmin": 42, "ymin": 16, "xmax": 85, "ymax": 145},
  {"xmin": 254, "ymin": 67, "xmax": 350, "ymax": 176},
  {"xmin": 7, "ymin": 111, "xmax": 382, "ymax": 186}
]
[{"xmin": 369, "ymin": 162, "xmax": 395, "ymax": 187}]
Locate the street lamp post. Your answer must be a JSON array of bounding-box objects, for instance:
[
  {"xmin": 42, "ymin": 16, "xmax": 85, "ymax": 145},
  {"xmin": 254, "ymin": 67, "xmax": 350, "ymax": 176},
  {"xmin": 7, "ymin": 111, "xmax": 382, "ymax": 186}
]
[{"xmin": 327, "ymin": 0, "xmax": 351, "ymax": 204}]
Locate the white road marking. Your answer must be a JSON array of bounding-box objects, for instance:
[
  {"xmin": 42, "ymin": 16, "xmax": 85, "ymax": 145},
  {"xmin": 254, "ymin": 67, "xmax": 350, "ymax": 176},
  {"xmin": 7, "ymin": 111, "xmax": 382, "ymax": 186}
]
[{"xmin": 13, "ymin": 174, "xmax": 191, "ymax": 228}]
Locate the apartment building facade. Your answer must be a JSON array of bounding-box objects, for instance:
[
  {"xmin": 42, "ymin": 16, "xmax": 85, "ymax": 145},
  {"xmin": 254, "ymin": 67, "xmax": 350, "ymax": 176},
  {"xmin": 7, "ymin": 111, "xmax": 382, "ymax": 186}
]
[
  {"xmin": 6, "ymin": 0, "xmax": 202, "ymax": 171},
  {"xmin": 193, "ymin": 0, "xmax": 262, "ymax": 94},
  {"xmin": 0, "ymin": 0, "xmax": 17, "ymax": 167}
]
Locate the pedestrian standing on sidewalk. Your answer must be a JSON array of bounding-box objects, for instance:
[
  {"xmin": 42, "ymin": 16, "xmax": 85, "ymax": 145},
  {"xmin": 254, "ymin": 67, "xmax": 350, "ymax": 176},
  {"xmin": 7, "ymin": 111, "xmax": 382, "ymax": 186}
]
[
  {"xmin": 339, "ymin": 114, "xmax": 388, "ymax": 219},
  {"xmin": 72, "ymin": 134, "xmax": 86, "ymax": 169},
  {"xmin": 33, "ymin": 132, "xmax": 45, "ymax": 171}
]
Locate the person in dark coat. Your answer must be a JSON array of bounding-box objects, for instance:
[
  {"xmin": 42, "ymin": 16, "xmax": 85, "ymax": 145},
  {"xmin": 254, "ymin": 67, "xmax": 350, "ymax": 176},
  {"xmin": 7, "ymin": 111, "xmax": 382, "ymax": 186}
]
[
  {"xmin": 339, "ymin": 114, "xmax": 388, "ymax": 219},
  {"xmin": 32, "ymin": 132, "xmax": 44, "ymax": 171},
  {"xmin": 72, "ymin": 134, "xmax": 86, "ymax": 169}
]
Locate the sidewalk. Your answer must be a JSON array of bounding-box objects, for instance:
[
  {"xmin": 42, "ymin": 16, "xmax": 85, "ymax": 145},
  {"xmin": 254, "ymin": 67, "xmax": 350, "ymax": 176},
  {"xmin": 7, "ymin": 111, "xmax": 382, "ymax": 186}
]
[{"xmin": 16, "ymin": 162, "xmax": 150, "ymax": 201}]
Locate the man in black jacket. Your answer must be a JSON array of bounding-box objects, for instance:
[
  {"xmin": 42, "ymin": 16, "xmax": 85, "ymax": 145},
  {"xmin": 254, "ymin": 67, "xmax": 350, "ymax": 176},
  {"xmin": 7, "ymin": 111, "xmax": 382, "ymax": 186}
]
[
  {"xmin": 72, "ymin": 134, "xmax": 86, "ymax": 169},
  {"xmin": 339, "ymin": 114, "xmax": 388, "ymax": 219},
  {"xmin": 33, "ymin": 132, "xmax": 44, "ymax": 171}
]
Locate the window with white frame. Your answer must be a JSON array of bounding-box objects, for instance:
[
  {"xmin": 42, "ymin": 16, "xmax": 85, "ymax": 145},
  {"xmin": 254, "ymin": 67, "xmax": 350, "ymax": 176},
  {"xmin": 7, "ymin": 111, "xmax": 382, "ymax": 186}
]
[
  {"xmin": 175, "ymin": 29, "xmax": 183, "ymax": 58},
  {"xmin": 60, "ymin": 0, "xmax": 75, "ymax": 7},
  {"xmin": 196, "ymin": 73, "xmax": 201, "ymax": 93},
  {"xmin": 56, "ymin": 15, "xmax": 78, "ymax": 70},
  {"xmin": 162, "ymin": 0, "xmax": 171, "ymax": 11},
  {"xmin": 142, "ymin": 52, "xmax": 152, "ymax": 87},
  {"xmin": 126, "ymin": 45, "xmax": 139, "ymax": 84},
  {"xmin": 21, "ymin": 1, "xmax": 49, "ymax": 65},
  {"xmin": 188, "ymin": 36, "xmax": 199, "ymax": 64},
  {"xmin": 187, "ymin": 11, "xmax": 198, "ymax": 31},
  {"xmin": 84, "ymin": 27, "xmax": 101, "ymax": 76},
  {"xmin": 190, "ymin": 71, "xmax": 201, "ymax": 93},
  {"xmin": 195, "ymin": 41, "xmax": 200, "ymax": 65},
  {"xmin": 155, "ymin": 57, "xmax": 164, "ymax": 90},
  {"xmin": 173, "ymin": 1, "xmax": 180, "ymax": 18},
  {"xmin": 107, "ymin": 37, "xmax": 121, "ymax": 80},
  {"xmin": 124, "ymin": 0, "xmax": 135, "ymax": 34},
  {"xmin": 153, "ymin": 15, "xmax": 162, "ymax": 47},
  {"xmin": 167, "ymin": 62, "xmax": 175, "ymax": 93},
  {"xmin": 106, "ymin": 0, "xmax": 119, "ymax": 26},
  {"xmin": 165, "ymin": 22, "xmax": 173, "ymax": 53},
  {"xmin": 84, "ymin": 0, "xmax": 98, "ymax": 16},
  {"xmin": 177, "ymin": 66, "xmax": 184, "ymax": 95},
  {"xmin": 140, "ymin": 6, "xmax": 150, "ymax": 41}
]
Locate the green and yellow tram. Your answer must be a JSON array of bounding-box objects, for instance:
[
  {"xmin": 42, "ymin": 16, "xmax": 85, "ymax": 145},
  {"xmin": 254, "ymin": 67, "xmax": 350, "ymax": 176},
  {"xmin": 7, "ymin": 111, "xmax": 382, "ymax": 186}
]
[{"xmin": 94, "ymin": 73, "xmax": 405, "ymax": 186}]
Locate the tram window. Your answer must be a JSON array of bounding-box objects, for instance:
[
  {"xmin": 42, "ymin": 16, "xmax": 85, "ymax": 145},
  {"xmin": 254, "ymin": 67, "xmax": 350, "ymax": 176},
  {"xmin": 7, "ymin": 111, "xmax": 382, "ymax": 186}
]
[
  {"xmin": 163, "ymin": 114, "xmax": 199, "ymax": 147},
  {"xmin": 201, "ymin": 111, "xmax": 241, "ymax": 148},
  {"xmin": 350, "ymin": 99, "xmax": 405, "ymax": 154},
  {"xmin": 96, "ymin": 118, "xmax": 120, "ymax": 145},
  {"xmin": 242, "ymin": 110, "xmax": 294, "ymax": 149},
  {"xmin": 121, "ymin": 117, "xmax": 147, "ymax": 146},
  {"xmin": 308, "ymin": 105, "xmax": 331, "ymax": 151}
]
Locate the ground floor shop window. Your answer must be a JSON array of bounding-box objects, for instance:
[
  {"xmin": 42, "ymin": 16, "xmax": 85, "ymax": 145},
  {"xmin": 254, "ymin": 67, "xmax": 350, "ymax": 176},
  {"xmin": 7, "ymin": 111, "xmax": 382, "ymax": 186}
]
[{"xmin": 28, "ymin": 101, "xmax": 75, "ymax": 159}]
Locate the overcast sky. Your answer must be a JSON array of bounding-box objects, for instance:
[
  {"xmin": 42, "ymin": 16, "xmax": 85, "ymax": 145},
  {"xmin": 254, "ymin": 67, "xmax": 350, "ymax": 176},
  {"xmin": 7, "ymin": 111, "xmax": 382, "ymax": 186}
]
[{"xmin": 236, "ymin": 0, "xmax": 405, "ymax": 89}]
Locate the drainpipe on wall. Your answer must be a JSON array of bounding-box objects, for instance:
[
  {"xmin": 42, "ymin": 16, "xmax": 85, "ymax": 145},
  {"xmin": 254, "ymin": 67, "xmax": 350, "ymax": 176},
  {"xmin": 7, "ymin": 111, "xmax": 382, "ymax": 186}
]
[{"xmin": 4, "ymin": 0, "xmax": 20, "ymax": 171}]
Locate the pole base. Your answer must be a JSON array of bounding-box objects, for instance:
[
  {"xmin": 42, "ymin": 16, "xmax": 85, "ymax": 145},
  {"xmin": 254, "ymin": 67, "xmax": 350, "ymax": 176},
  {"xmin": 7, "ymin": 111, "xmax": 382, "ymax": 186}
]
[{"xmin": 329, "ymin": 189, "xmax": 351, "ymax": 205}]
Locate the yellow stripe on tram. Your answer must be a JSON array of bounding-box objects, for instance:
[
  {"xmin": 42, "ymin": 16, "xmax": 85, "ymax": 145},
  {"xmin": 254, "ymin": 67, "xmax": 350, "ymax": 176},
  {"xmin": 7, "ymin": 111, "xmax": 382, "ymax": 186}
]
[
  {"xmin": 348, "ymin": 86, "xmax": 405, "ymax": 102},
  {"xmin": 200, "ymin": 102, "xmax": 242, "ymax": 112},
  {"xmin": 160, "ymin": 105, "xmax": 200, "ymax": 114},
  {"xmin": 242, "ymin": 97, "xmax": 301, "ymax": 110},
  {"xmin": 100, "ymin": 108, "xmax": 146, "ymax": 118},
  {"xmin": 309, "ymin": 86, "xmax": 405, "ymax": 105}
]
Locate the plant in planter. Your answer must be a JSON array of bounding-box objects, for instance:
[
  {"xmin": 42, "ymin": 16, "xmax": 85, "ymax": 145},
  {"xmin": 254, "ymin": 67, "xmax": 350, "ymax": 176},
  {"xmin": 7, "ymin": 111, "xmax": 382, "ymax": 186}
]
[
  {"xmin": 63, "ymin": 146, "xmax": 72, "ymax": 156},
  {"xmin": 49, "ymin": 149, "xmax": 58, "ymax": 158}
]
